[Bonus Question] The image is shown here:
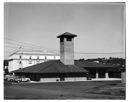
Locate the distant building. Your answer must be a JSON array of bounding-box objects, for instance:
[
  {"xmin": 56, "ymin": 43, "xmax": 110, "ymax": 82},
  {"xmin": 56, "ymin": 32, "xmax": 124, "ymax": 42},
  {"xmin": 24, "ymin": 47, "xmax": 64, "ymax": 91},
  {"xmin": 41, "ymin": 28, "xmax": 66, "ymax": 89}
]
[{"xmin": 8, "ymin": 50, "xmax": 60, "ymax": 72}]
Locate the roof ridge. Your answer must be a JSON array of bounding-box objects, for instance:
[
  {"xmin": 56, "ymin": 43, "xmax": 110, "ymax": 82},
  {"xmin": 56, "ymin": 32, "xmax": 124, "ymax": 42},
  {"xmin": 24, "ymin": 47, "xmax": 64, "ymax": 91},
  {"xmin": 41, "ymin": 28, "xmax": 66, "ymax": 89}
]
[{"xmin": 55, "ymin": 61, "xmax": 65, "ymax": 73}]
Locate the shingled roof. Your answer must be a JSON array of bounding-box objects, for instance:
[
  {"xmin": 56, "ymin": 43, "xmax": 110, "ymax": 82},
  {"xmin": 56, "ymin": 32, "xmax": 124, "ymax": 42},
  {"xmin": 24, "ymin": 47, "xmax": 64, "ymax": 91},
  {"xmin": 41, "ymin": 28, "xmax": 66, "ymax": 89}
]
[
  {"xmin": 13, "ymin": 60, "xmax": 119, "ymax": 74},
  {"xmin": 75, "ymin": 60, "xmax": 120, "ymax": 72},
  {"xmin": 13, "ymin": 60, "xmax": 88, "ymax": 73},
  {"xmin": 75, "ymin": 60, "xmax": 114, "ymax": 68}
]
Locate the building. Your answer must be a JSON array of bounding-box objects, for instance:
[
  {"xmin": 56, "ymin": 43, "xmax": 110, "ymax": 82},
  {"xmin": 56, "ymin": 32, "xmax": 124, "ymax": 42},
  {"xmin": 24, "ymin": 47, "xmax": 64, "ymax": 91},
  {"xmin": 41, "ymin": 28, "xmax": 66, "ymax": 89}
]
[
  {"xmin": 13, "ymin": 32, "xmax": 121, "ymax": 82},
  {"xmin": 8, "ymin": 50, "xmax": 60, "ymax": 72},
  {"xmin": 13, "ymin": 32, "xmax": 88, "ymax": 82},
  {"xmin": 75, "ymin": 60, "xmax": 121, "ymax": 80}
]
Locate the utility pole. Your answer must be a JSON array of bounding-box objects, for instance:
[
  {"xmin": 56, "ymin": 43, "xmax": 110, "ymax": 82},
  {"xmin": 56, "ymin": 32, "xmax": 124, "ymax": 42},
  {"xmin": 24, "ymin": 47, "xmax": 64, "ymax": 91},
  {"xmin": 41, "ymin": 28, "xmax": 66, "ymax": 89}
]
[{"xmin": 19, "ymin": 45, "xmax": 23, "ymax": 81}]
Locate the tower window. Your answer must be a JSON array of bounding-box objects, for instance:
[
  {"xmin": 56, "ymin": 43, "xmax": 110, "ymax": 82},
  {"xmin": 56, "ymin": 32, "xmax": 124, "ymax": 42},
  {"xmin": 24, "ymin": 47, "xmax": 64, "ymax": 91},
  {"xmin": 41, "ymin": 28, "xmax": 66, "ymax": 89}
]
[
  {"xmin": 67, "ymin": 37, "xmax": 72, "ymax": 41},
  {"xmin": 60, "ymin": 38, "xmax": 64, "ymax": 42}
]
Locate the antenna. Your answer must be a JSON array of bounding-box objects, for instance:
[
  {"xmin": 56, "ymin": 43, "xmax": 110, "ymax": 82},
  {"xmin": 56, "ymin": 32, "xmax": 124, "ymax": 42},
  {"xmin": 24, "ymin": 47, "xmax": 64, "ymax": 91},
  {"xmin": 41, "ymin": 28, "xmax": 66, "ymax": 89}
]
[{"xmin": 9, "ymin": 45, "xmax": 22, "ymax": 57}]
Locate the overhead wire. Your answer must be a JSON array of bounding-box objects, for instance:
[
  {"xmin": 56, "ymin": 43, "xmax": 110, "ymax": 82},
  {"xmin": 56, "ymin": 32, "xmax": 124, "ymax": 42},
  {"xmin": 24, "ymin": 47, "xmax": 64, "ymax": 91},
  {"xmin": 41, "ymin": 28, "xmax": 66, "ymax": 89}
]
[{"xmin": 4, "ymin": 37, "xmax": 125, "ymax": 58}]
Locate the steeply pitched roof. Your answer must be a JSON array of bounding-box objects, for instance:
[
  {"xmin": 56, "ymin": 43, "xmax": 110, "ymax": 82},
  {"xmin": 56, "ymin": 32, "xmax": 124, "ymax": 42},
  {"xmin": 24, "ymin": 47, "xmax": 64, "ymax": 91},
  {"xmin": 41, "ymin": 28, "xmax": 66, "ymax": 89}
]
[{"xmin": 13, "ymin": 60, "xmax": 88, "ymax": 73}]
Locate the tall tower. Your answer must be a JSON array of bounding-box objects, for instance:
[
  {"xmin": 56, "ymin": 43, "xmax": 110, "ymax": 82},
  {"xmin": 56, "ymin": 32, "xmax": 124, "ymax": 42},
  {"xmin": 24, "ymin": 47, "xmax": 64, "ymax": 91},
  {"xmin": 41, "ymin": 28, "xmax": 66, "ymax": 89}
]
[{"xmin": 57, "ymin": 32, "xmax": 77, "ymax": 65}]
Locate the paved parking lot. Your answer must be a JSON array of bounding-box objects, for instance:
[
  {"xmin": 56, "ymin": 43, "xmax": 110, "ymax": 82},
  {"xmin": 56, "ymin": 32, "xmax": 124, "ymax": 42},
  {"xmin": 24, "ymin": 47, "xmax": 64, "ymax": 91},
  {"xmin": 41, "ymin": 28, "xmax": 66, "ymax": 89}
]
[{"xmin": 4, "ymin": 80, "xmax": 125, "ymax": 99}]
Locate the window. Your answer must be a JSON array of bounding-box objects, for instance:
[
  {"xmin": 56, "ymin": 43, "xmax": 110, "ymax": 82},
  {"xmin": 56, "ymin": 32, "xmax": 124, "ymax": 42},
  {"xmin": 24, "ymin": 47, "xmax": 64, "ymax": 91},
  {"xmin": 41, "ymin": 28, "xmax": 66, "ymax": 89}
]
[
  {"xmin": 37, "ymin": 60, "xmax": 40, "ymax": 63},
  {"xmin": 28, "ymin": 56, "xmax": 32, "ymax": 64},
  {"xmin": 29, "ymin": 60, "xmax": 32, "ymax": 64},
  {"xmin": 67, "ymin": 37, "xmax": 72, "ymax": 41},
  {"xmin": 19, "ymin": 56, "xmax": 22, "ymax": 59},
  {"xmin": 29, "ymin": 56, "xmax": 31, "ymax": 59},
  {"xmin": 37, "ymin": 56, "xmax": 39, "ymax": 59},
  {"xmin": 19, "ymin": 61, "xmax": 22, "ymax": 64},
  {"xmin": 60, "ymin": 38, "xmax": 64, "ymax": 42},
  {"xmin": 44, "ymin": 56, "xmax": 47, "ymax": 60}
]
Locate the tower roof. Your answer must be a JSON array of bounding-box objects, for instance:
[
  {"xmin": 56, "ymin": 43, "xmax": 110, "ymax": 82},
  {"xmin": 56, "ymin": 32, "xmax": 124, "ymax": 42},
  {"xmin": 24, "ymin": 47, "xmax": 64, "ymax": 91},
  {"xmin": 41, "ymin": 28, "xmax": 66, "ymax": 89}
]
[{"xmin": 57, "ymin": 32, "xmax": 77, "ymax": 38}]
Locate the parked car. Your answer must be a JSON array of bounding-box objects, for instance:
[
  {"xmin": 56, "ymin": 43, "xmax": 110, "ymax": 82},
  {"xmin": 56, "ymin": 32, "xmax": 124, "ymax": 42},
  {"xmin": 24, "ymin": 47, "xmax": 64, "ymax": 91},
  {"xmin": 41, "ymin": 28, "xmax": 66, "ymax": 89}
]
[
  {"xmin": 7, "ymin": 75, "xmax": 19, "ymax": 82},
  {"xmin": 20, "ymin": 77, "xmax": 30, "ymax": 82},
  {"xmin": 6, "ymin": 75, "xmax": 30, "ymax": 82},
  {"xmin": 4, "ymin": 75, "xmax": 11, "ymax": 80}
]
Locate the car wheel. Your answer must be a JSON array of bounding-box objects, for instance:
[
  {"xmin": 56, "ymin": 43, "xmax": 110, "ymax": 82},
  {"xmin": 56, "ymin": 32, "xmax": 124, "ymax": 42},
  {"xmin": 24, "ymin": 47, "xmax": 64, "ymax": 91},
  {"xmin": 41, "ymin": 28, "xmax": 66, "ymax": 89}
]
[{"xmin": 10, "ymin": 79, "xmax": 13, "ymax": 82}]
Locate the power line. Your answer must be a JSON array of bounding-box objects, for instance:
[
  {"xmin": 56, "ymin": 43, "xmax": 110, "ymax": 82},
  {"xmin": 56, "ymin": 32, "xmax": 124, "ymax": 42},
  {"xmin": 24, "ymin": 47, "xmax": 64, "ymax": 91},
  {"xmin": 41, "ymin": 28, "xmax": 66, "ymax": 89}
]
[
  {"xmin": 4, "ymin": 37, "xmax": 125, "ymax": 56},
  {"xmin": 4, "ymin": 44, "xmax": 124, "ymax": 55},
  {"xmin": 5, "ymin": 37, "xmax": 58, "ymax": 50},
  {"xmin": 5, "ymin": 38, "xmax": 59, "ymax": 54},
  {"xmin": 74, "ymin": 52, "xmax": 125, "ymax": 54}
]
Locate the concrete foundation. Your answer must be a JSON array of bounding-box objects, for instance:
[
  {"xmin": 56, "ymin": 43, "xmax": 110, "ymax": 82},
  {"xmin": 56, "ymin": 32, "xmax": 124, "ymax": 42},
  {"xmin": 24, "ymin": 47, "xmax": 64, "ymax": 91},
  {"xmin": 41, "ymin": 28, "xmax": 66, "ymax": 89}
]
[
  {"xmin": 121, "ymin": 72, "xmax": 126, "ymax": 83},
  {"xmin": 40, "ymin": 78, "xmax": 60, "ymax": 82},
  {"xmin": 40, "ymin": 77, "xmax": 87, "ymax": 82}
]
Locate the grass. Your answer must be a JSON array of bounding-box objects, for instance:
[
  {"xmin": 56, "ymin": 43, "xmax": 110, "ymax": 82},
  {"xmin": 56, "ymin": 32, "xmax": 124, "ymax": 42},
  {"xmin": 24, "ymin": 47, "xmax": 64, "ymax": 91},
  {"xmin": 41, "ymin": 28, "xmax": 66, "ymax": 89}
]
[{"xmin": 4, "ymin": 80, "xmax": 125, "ymax": 99}]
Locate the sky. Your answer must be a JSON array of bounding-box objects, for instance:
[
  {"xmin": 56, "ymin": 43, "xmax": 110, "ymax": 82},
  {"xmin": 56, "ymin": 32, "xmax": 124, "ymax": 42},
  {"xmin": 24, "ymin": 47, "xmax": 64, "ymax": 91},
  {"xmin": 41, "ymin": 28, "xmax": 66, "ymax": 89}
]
[{"xmin": 4, "ymin": 2, "xmax": 125, "ymax": 59}]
